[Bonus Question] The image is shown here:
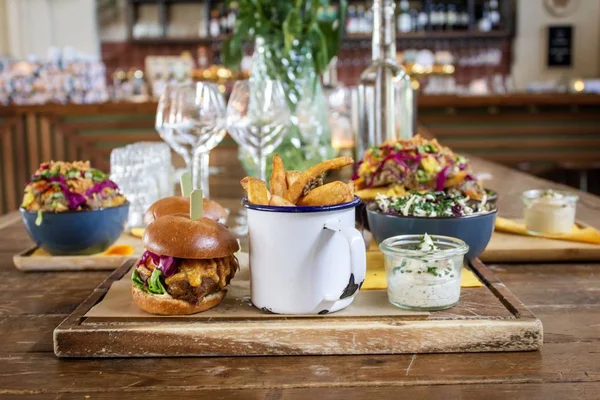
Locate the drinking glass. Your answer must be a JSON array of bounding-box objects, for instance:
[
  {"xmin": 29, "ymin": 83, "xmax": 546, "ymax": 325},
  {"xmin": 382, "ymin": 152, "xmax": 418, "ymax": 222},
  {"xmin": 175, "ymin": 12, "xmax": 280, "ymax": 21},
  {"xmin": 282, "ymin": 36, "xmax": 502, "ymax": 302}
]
[
  {"xmin": 156, "ymin": 84, "xmax": 188, "ymax": 162},
  {"xmin": 110, "ymin": 142, "xmax": 173, "ymax": 228},
  {"xmin": 226, "ymin": 79, "xmax": 290, "ymax": 181},
  {"xmin": 158, "ymin": 82, "xmax": 226, "ymax": 197}
]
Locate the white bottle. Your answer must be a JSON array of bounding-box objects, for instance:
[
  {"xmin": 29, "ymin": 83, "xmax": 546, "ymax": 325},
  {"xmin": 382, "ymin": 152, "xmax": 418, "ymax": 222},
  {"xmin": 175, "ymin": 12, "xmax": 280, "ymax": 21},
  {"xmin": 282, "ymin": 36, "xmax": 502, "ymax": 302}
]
[
  {"xmin": 357, "ymin": 5, "xmax": 367, "ymax": 33},
  {"xmin": 446, "ymin": 5, "xmax": 457, "ymax": 30},
  {"xmin": 398, "ymin": 0, "xmax": 412, "ymax": 33},
  {"xmin": 417, "ymin": 7, "xmax": 428, "ymax": 31},
  {"xmin": 209, "ymin": 10, "xmax": 220, "ymax": 37},
  {"xmin": 489, "ymin": 0, "xmax": 501, "ymax": 26},
  {"xmin": 478, "ymin": 11, "xmax": 492, "ymax": 32}
]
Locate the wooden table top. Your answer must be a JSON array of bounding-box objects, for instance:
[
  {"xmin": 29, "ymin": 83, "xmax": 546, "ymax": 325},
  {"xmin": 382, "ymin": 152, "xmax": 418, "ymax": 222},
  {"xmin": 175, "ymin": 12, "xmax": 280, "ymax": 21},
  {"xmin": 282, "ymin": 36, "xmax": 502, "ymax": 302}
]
[{"xmin": 1, "ymin": 158, "xmax": 599, "ymax": 399}]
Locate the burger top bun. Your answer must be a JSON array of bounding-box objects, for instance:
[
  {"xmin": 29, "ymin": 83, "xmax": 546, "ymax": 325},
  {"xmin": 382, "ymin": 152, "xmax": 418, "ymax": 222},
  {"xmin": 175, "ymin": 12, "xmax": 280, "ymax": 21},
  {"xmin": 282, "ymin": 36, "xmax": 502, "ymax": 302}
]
[
  {"xmin": 143, "ymin": 214, "xmax": 239, "ymax": 259},
  {"xmin": 144, "ymin": 196, "xmax": 228, "ymax": 225}
]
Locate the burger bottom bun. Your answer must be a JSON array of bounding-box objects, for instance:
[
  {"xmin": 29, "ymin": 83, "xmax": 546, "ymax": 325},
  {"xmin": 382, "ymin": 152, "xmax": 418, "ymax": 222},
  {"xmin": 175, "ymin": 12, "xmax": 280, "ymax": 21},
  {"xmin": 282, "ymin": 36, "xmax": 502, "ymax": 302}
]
[{"xmin": 131, "ymin": 286, "xmax": 226, "ymax": 315}]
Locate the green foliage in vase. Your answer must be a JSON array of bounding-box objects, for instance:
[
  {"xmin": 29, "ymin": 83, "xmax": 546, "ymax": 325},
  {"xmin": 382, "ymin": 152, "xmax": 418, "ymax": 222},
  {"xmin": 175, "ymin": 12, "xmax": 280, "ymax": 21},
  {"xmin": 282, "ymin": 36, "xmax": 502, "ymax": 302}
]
[
  {"xmin": 223, "ymin": 0, "xmax": 347, "ymax": 102},
  {"xmin": 224, "ymin": 0, "xmax": 344, "ymax": 176}
]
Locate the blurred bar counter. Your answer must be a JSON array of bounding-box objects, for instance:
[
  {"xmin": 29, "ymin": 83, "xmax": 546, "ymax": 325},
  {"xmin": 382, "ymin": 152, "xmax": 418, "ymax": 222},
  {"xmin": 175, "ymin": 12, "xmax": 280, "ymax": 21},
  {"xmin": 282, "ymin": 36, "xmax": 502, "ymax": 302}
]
[{"xmin": 1, "ymin": 93, "xmax": 599, "ymax": 215}]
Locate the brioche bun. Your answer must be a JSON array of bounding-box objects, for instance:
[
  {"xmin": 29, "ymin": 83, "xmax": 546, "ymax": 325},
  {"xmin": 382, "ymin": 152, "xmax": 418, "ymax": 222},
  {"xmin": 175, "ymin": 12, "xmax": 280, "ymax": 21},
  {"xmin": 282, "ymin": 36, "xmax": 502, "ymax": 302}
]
[
  {"xmin": 142, "ymin": 214, "xmax": 239, "ymax": 259},
  {"xmin": 144, "ymin": 196, "xmax": 228, "ymax": 225},
  {"xmin": 131, "ymin": 285, "xmax": 226, "ymax": 315}
]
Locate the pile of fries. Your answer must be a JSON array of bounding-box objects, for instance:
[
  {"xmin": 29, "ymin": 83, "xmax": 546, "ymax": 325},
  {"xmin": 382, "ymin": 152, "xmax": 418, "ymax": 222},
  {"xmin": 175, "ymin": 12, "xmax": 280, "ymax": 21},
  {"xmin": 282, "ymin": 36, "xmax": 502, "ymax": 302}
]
[{"xmin": 241, "ymin": 155, "xmax": 355, "ymax": 207}]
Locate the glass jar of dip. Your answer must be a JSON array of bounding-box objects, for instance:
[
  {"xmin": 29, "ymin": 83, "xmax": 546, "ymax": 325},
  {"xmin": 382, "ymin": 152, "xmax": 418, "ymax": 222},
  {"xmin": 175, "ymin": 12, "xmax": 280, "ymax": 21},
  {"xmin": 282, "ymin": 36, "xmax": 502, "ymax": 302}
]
[
  {"xmin": 522, "ymin": 189, "xmax": 578, "ymax": 235},
  {"xmin": 379, "ymin": 234, "xmax": 469, "ymax": 311}
]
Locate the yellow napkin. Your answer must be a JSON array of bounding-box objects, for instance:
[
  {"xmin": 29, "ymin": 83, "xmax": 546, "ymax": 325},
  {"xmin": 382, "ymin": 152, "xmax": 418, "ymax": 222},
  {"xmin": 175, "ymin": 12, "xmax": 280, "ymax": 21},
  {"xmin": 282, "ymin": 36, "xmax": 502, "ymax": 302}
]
[
  {"xmin": 495, "ymin": 217, "xmax": 600, "ymax": 245},
  {"xmin": 31, "ymin": 244, "xmax": 135, "ymax": 257},
  {"xmin": 130, "ymin": 227, "xmax": 145, "ymax": 239},
  {"xmin": 361, "ymin": 249, "xmax": 482, "ymax": 290}
]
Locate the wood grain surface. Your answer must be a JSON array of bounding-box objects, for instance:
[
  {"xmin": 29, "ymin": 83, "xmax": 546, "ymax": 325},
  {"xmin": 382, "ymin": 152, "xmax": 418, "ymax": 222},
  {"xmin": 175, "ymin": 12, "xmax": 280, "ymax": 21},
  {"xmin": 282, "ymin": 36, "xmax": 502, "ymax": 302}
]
[
  {"xmin": 0, "ymin": 158, "xmax": 599, "ymax": 398},
  {"xmin": 13, "ymin": 234, "xmax": 143, "ymax": 272},
  {"xmin": 481, "ymin": 223, "xmax": 600, "ymax": 263}
]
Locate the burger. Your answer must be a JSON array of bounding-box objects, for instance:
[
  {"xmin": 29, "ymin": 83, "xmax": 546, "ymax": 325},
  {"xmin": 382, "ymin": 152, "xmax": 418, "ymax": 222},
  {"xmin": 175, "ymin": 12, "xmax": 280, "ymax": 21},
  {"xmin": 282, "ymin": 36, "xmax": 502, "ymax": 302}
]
[
  {"xmin": 131, "ymin": 214, "xmax": 240, "ymax": 315},
  {"xmin": 144, "ymin": 196, "xmax": 228, "ymax": 225}
]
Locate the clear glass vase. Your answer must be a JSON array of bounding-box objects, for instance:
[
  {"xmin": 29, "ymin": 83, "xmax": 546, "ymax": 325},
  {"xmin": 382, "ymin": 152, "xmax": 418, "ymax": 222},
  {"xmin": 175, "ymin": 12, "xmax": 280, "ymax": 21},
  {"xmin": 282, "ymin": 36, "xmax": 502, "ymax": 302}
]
[{"xmin": 239, "ymin": 37, "xmax": 335, "ymax": 178}]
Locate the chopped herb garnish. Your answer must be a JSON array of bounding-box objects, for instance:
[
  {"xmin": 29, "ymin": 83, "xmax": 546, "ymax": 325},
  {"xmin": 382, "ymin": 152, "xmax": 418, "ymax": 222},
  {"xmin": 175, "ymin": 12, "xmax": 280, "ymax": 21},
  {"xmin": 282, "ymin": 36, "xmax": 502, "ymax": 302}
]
[{"xmin": 375, "ymin": 192, "xmax": 490, "ymax": 217}]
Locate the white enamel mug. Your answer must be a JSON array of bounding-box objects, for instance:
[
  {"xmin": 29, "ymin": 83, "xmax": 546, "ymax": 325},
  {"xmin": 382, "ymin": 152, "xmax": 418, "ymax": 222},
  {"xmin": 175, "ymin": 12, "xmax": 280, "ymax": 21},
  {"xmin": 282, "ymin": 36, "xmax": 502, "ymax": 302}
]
[{"xmin": 245, "ymin": 196, "xmax": 366, "ymax": 315}]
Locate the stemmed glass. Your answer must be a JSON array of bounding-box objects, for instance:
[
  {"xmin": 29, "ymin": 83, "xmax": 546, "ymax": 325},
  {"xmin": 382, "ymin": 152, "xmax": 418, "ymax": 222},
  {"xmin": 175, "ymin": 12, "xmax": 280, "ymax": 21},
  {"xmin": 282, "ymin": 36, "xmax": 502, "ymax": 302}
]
[
  {"xmin": 156, "ymin": 82, "xmax": 226, "ymax": 198},
  {"xmin": 226, "ymin": 79, "xmax": 290, "ymax": 181}
]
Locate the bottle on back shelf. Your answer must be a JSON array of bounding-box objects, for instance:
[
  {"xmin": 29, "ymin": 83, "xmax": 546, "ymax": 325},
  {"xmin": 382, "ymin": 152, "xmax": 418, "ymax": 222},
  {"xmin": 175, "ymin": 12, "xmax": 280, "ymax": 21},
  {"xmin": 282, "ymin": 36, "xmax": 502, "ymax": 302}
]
[
  {"xmin": 228, "ymin": 2, "xmax": 238, "ymax": 34},
  {"xmin": 428, "ymin": 2, "xmax": 436, "ymax": 31},
  {"xmin": 347, "ymin": 5, "xmax": 357, "ymax": 34},
  {"xmin": 220, "ymin": 6, "xmax": 228, "ymax": 35},
  {"xmin": 417, "ymin": 4, "xmax": 428, "ymax": 31},
  {"xmin": 446, "ymin": 4, "xmax": 457, "ymax": 31},
  {"xmin": 398, "ymin": 0, "xmax": 412, "ymax": 33},
  {"xmin": 209, "ymin": 10, "xmax": 220, "ymax": 37},
  {"xmin": 459, "ymin": 5, "xmax": 470, "ymax": 29},
  {"xmin": 489, "ymin": 0, "xmax": 501, "ymax": 28},
  {"xmin": 357, "ymin": 5, "xmax": 368, "ymax": 34},
  {"xmin": 437, "ymin": 3, "xmax": 447, "ymax": 31},
  {"xmin": 365, "ymin": 6, "xmax": 374, "ymax": 33}
]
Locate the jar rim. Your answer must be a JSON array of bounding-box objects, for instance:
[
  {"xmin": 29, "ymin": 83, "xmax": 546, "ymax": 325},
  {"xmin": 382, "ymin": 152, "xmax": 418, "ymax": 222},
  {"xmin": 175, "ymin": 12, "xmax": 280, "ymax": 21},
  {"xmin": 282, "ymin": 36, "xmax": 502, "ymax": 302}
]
[
  {"xmin": 522, "ymin": 189, "xmax": 579, "ymax": 202},
  {"xmin": 379, "ymin": 234, "xmax": 469, "ymax": 260}
]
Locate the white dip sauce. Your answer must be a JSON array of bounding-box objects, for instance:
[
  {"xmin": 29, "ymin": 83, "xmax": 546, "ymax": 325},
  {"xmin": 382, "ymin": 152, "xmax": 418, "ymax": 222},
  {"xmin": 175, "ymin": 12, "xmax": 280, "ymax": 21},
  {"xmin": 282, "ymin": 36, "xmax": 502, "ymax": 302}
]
[
  {"xmin": 386, "ymin": 234, "xmax": 461, "ymax": 310},
  {"xmin": 524, "ymin": 190, "xmax": 576, "ymax": 234}
]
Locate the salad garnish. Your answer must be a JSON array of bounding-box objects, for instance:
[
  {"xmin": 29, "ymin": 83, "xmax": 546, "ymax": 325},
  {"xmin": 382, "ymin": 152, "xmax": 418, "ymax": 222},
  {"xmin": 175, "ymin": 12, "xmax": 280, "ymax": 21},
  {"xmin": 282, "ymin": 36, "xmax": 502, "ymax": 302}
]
[
  {"xmin": 21, "ymin": 161, "xmax": 126, "ymax": 215},
  {"xmin": 374, "ymin": 192, "xmax": 493, "ymax": 218}
]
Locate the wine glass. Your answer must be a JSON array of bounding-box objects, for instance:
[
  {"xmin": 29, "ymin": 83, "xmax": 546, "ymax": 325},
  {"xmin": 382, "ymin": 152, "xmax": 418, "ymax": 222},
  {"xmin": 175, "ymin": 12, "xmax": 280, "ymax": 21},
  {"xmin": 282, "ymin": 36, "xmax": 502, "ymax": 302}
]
[
  {"xmin": 157, "ymin": 82, "xmax": 226, "ymax": 198},
  {"xmin": 226, "ymin": 79, "xmax": 290, "ymax": 181}
]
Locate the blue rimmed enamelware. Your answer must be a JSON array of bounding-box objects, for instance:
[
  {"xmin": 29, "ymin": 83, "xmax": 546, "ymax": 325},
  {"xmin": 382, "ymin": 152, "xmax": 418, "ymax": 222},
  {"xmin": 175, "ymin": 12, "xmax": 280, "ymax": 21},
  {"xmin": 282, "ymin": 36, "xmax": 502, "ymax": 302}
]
[{"xmin": 243, "ymin": 196, "xmax": 362, "ymax": 213}]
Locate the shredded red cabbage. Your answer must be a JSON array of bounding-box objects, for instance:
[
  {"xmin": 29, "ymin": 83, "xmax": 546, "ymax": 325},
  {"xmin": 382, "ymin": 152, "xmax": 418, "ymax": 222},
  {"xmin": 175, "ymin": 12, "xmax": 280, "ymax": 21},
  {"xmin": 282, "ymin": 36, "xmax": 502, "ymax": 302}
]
[
  {"xmin": 366, "ymin": 151, "xmax": 423, "ymax": 187},
  {"xmin": 436, "ymin": 166, "xmax": 449, "ymax": 191},
  {"xmin": 137, "ymin": 250, "xmax": 179, "ymax": 277},
  {"xmin": 351, "ymin": 160, "xmax": 363, "ymax": 180},
  {"xmin": 85, "ymin": 180, "xmax": 119, "ymax": 197},
  {"xmin": 158, "ymin": 256, "xmax": 178, "ymax": 277},
  {"xmin": 43, "ymin": 176, "xmax": 87, "ymax": 210}
]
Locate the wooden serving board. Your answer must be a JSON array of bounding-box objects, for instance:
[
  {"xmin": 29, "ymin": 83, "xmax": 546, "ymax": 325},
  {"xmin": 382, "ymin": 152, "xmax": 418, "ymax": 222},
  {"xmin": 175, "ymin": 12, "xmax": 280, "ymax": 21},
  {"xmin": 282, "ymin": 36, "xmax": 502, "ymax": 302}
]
[
  {"xmin": 13, "ymin": 234, "xmax": 143, "ymax": 272},
  {"xmin": 54, "ymin": 256, "xmax": 543, "ymax": 357},
  {"xmin": 481, "ymin": 221, "xmax": 600, "ymax": 263}
]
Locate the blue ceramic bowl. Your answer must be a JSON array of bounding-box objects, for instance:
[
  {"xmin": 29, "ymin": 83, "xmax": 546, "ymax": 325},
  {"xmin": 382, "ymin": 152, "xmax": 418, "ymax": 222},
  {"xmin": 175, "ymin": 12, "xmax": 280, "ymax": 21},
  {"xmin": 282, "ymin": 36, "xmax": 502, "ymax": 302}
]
[
  {"xmin": 20, "ymin": 203, "xmax": 129, "ymax": 255},
  {"xmin": 367, "ymin": 206, "xmax": 497, "ymax": 261}
]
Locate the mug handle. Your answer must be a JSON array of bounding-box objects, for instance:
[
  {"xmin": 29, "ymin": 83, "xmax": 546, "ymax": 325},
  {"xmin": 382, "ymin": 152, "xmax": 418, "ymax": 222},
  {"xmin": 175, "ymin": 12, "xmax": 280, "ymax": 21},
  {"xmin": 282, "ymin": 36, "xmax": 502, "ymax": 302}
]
[{"xmin": 321, "ymin": 220, "xmax": 367, "ymax": 303}]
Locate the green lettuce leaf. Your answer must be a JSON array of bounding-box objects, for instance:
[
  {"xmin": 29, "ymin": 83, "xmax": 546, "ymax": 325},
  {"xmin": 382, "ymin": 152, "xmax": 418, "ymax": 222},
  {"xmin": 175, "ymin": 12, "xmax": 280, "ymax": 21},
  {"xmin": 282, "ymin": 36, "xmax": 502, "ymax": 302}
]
[
  {"xmin": 131, "ymin": 269, "xmax": 146, "ymax": 291},
  {"xmin": 148, "ymin": 269, "xmax": 167, "ymax": 295},
  {"xmin": 35, "ymin": 210, "xmax": 43, "ymax": 226}
]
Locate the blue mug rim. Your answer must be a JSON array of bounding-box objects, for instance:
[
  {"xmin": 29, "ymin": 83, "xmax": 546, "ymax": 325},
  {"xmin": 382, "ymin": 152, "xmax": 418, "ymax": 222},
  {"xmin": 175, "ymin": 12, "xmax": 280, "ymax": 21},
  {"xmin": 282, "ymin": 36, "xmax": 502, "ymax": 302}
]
[
  {"xmin": 20, "ymin": 201, "xmax": 130, "ymax": 215},
  {"xmin": 243, "ymin": 196, "xmax": 362, "ymax": 213}
]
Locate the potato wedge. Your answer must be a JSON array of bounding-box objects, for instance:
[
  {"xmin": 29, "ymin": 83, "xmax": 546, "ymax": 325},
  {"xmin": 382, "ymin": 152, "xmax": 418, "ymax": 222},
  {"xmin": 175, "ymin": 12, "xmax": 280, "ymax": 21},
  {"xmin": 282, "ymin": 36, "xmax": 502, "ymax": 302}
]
[
  {"xmin": 284, "ymin": 157, "xmax": 354, "ymax": 204},
  {"xmin": 240, "ymin": 177, "xmax": 270, "ymax": 205},
  {"xmin": 269, "ymin": 154, "xmax": 287, "ymax": 197},
  {"xmin": 269, "ymin": 195, "xmax": 294, "ymax": 207},
  {"xmin": 297, "ymin": 181, "xmax": 353, "ymax": 207},
  {"xmin": 285, "ymin": 170, "xmax": 301, "ymax": 187},
  {"xmin": 347, "ymin": 180, "xmax": 355, "ymax": 196}
]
